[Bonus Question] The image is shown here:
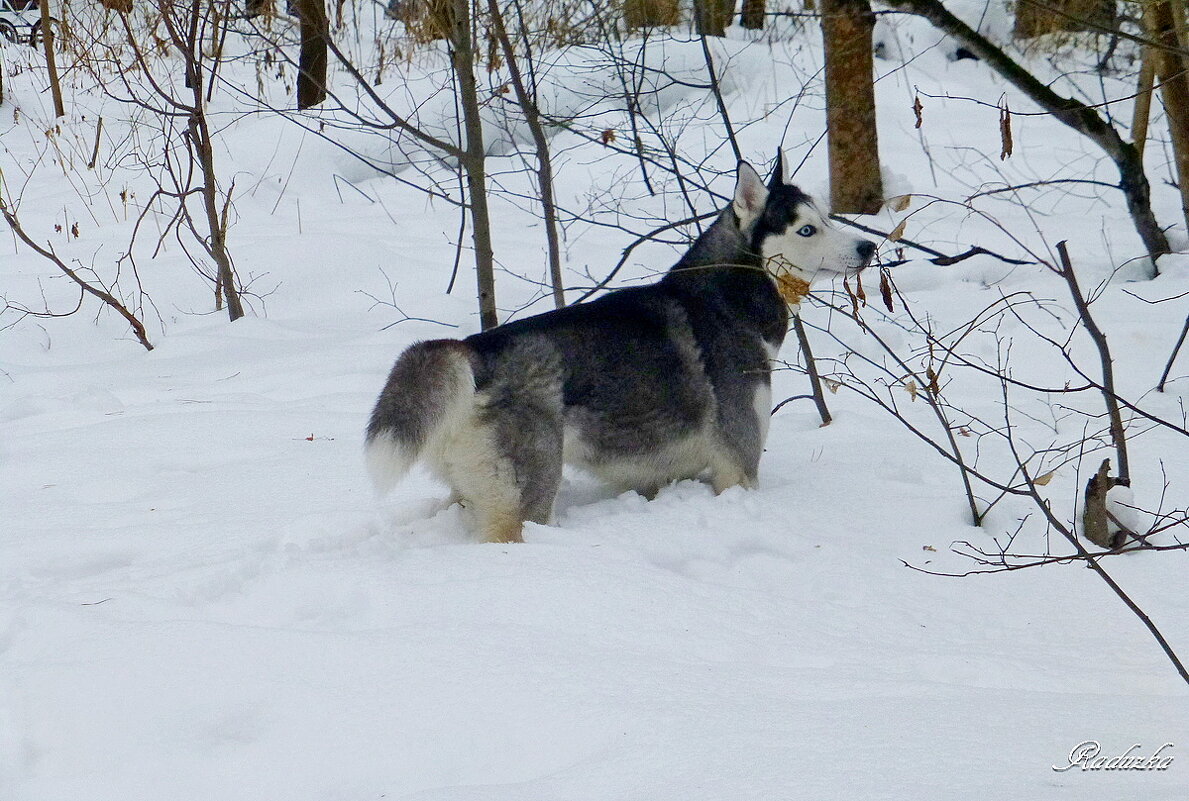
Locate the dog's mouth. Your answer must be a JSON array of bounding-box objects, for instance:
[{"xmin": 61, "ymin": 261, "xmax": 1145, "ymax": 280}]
[
  {"xmin": 825, "ymin": 248, "xmax": 879, "ymax": 277},
  {"xmin": 824, "ymin": 260, "xmax": 870, "ymax": 278}
]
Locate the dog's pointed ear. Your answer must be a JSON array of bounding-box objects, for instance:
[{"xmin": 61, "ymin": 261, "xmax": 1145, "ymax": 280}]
[
  {"xmin": 734, "ymin": 161, "xmax": 768, "ymax": 226},
  {"xmin": 768, "ymin": 150, "xmax": 785, "ymax": 189}
]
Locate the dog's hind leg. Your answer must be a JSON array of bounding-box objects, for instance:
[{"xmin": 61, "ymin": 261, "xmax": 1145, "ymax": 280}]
[
  {"xmin": 452, "ymin": 336, "xmax": 565, "ymax": 543},
  {"xmin": 510, "ymin": 420, "xmax": 563, "ymax": 528},
  {"xmin": 484, "ymin": 387, "xmax": 565, "ymax": 539},
  {"xmin": 452, "ymin": 401, "xmax": 561, "ymax": 544},
  {"xmin": 430, "ymin": 416, "xmax": 526, "ymax": 543}
]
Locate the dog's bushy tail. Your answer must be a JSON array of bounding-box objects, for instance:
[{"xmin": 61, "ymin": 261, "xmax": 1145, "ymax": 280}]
[{"xmin": 364, "ymin": 339, "xmax": 477, "ymax": 495}]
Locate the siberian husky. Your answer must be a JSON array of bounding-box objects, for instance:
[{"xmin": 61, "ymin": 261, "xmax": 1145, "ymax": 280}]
[{"xmin": 366, "ymin": 155, "xmax": 876, "ymax": 542}]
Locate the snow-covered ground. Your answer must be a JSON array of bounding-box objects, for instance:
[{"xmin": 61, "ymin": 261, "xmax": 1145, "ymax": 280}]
[{"xmin": 2, "ymin": 4, "xmax": 1187, "ymax": 798}]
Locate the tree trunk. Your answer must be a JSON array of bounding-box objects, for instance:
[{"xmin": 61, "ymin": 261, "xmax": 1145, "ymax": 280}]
[
  {"xmin": 1147, "ymin": 1, "xmax": 1189, "ymax": 235},
  {"xmin": 449, "ymin": 0, "xmax": 498, "ymax": 329},
  {"xmin": 623, "ymin": 0, "xmax": 680, "ymax": 29},
  {"xmin": 694, "ymin": 0, "xmax": 735, "ymax": 36},
  {"xmin": 173, "ymin": 2, "xmax": 245, "ymax": 321},
  {"xmin": 294, "ymin": 0, "xmax": 328, "ymax": 109},
  {"xmin": 1130, "ymin": 46, "xmax": 1154, "ymax": 160},
  {"xmin": 741, "ymin": 0, "xmax": 766, "ymax": 29},
  {"xmin": 191, "ymin": 111, "xmax": 246, "ymax": 321},
  {"xmin": 821, "ymin": 0, "xmax": 883, "ymax": 213},
  {"xmin": 1014, "ymin": 0, "xmax": 1116, "ymax": 39},
  {"xmin": 40, "ymin": 0, "xmax": 65, "ymax": 118}
]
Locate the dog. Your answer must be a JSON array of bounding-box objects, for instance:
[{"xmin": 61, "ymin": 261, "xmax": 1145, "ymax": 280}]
[{"xmin": 365, "ymin": 154, "xmax": 877, "ymax": 542}]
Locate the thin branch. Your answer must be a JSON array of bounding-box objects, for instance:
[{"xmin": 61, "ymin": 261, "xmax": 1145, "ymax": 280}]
[
  {"xmin": 1158, "ymin": 313, "xmax": 1189, "ymax": 392},
  {"xmin": 1056, "ymin": 241, "xmax": 1129, "ymax": 483},
  {"xmin": 1, "ymin": 201, "xmax": 153, "ymax": 351}
]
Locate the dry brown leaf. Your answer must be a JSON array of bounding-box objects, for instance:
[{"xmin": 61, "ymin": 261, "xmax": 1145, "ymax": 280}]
[
  {"xmin": 999, "ymin": 103, "xmax": 1013, "ymax": 160},
  {"xmin": 844, "ymin": 278, "xmax": 860, "ymax": 318},
  {"xmin": 879, "ymin": 269, "xmax": 895, "ymax": 313},
  {"xmin": 775, "ymin": 272, "xmax": 810, "ymax": 306}
]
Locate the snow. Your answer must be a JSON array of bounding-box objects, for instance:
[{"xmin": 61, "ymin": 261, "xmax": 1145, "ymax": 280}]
[{"xmin": 3, "ymin": 4, "xmax": 1188, "ymax": 799}]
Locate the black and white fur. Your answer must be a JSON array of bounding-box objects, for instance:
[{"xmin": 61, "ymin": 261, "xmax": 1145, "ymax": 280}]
[{"xmin": 366, "ymin": 156, "xmax": 876, "ymax": 542}]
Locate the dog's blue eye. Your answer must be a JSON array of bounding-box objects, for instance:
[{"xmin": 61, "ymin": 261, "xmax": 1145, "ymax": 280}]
[{"xmin": 797, "ymin": 225, "xmax": 816, "ymax": 237}]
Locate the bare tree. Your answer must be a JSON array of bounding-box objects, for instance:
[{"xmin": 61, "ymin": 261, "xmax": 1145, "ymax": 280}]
[
  {"xmin": 488, "ymin": 0, "xmax": 565, "ymax": 308},
  {"xmin": 241, "ymin": 0, "xmax": 537, "ymax": 327},
  {"xmin": 882, "ymin": 0, "xmax": 1171, "ymax": 269},
  {"xmin": 795, "ymin": 204, "xmax": 1189, "ymax": 683},
  {"xmin": 449, "ymin": 0, "xmax": 498, "ymax": 328},
  {"xmin": 96, "ymin": 0, "xmax": 247, "ymax": 320},
  {"xmin": 39, "ymin": 0, "xmax": 64, "ymax": 117}
]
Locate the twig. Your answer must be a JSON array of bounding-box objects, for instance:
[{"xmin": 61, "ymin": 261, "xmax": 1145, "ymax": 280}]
[
  {"xmin": 694, "ymin": 5, "xmax": 742, "ymax": 164},
  {"xmin": 1, "ymin": 201, "xmax": 153, "ymax": 351},
  {"xmin": 87, "ymin": 117, "xmax": 104, "ymax": 170},
  {"xmin": 791, "ymin": 314, "xmax": 831, "ymax": 425},
  {"xmin": 901, "ymin": 540, "xmax": 1189, "ymax": 577},
  {"xmin": 1055, "ymin": 241, "xmax": 1129, "ymax": 484},
  {"xmin": 576, "ymin": 210, "xmax": 717, "ymax": 303},
  {"xmin": 1158, "ymin": 312, "xmax": 1189, "ymax": 392},
  {"xmin": 831, "ymin": 214, "xmax": 1035, "ymax": 266}
]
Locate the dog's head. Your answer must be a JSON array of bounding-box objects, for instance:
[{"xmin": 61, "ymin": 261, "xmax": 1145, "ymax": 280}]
[{"xmin": 732, "ymin": 154, "xmax": 876, "ymax": 300}]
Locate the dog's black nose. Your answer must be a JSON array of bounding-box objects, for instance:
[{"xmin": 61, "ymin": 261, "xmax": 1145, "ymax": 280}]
[{"xmin": 857, "ymin": 240, "xmax": 876, "ymax": 266}]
